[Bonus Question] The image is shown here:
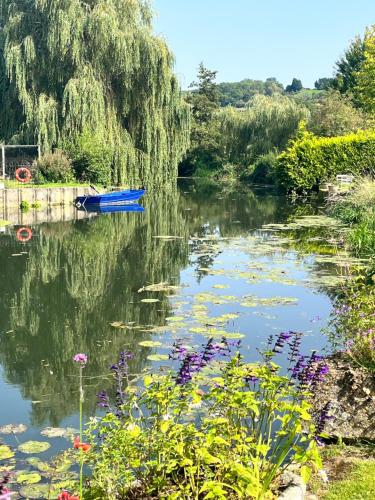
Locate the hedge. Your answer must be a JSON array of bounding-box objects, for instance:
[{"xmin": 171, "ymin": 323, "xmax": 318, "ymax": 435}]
[{"xmin": 276, "ymin": 129, "xmax": 375, "ymax": 192}]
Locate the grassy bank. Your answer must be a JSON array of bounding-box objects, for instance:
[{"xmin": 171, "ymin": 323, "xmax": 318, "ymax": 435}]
[
  {"xmin": 4, "ymin": 180, "xmax": 91, "ymax": 189},
  {"xmin": 309, "ymin": 443, "xmax": 375, "ymax": 499}
]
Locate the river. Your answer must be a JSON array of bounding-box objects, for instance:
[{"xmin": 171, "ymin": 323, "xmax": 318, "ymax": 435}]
[{"xmin": 0, "ymin": 180, "xmax": 359, "ymax": 488}]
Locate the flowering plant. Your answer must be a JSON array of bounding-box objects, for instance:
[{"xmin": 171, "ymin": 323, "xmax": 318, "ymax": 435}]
[{"xmin": 87, "ymin": 336, "xmax": 326, "ymax": 499}]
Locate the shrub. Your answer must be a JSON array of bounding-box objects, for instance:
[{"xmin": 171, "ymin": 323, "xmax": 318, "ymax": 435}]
[
  {"xmin": 87, "ymin": 337, "xmax": 326, "ymax": 499},
  {"xmin": 67, "ymin": 132, "xmax": 114, "ymax": 185},
  {"xmin": 248, "ymin": 151, "xmax": 278, "ymax": 183},
  {"xmin": 34, "ymin": 150, "xmax": 74, "ymax": 183},
  {"xmin": 276, "ymin": 126, "xmax": 375, "ymax": 192},
  {"xmin": 308, "ymin": 91, "xmax": 369, "ymax": 138}
]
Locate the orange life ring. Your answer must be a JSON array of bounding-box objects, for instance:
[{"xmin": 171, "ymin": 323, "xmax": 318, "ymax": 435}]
[
  {"xmin": 15, "ymin": 167, "xmax": 32, "ymax": 183},
  {"xmin": 16, "ymin": 227, "xmax": 33, "ymax": 242}
]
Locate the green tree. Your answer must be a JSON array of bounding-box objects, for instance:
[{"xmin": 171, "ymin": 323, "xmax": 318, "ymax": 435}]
[
  {"xmin": 180, "ymin": 64, "xmax": 222, "ymax": 175},
  {"xmin": 355, "ymin": 27, "xmax": 375, "ymax": 114},
  {"xmin": 333, "ymin": 35, "xmax": 365, "ymax": 98},
  {"xmin": 308, "ymin": 91, "xmax": 369, "ymax": 137},
  {"xmin": 314, "ymin": 78, "xmax": 335, "ymax": 90},
  {"xmin": 285, "ymin": 78, "xmax": 303, "ymax": 93},
  {"xmin": 0, "ymin": 0, "xmax": 190, "ymax": 187},
  {"xmin": 187, "ymin": 63, "xmax": 220, "ymax": 123}
]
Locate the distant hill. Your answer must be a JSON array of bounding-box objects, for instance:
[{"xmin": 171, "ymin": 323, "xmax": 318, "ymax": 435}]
[{"xmin": 217, "ymin": 78, "xmax": 284, "ymax": 107}]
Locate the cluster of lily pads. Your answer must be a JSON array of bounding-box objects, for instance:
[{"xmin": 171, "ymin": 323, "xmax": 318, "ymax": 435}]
[{"xmin": 0, "ymin": 424, "xmax": 79, "ymax": 498}]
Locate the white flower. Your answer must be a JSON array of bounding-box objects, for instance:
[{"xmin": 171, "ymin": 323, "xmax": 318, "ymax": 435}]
[{"xmin": 318, "ymin": 469, "xmax": 329, "ymax": 483}]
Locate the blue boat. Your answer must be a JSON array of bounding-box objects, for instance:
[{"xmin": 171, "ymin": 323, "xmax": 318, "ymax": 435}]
[
  {"xmin": 77, "ymin": 203, "xmax": 145, "ymax": 214},
  {"xmin": 75, "ymin": 189, "xmax": 145, "ymax": 207}
]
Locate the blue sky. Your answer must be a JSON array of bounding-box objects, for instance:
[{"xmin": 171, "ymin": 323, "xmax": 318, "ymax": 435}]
[{"xmin": 152, "ymin": 0, "xmax": 375, "ymax": 89}]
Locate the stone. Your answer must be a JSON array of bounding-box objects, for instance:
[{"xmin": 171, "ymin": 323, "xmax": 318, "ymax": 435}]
[
  {"xmin": 310, "ymin": 353, "xmax": 375, "ymax": 440},
  {"xmin": 278, "ymin": 471, "xmax": 306, "ymax": 500}
]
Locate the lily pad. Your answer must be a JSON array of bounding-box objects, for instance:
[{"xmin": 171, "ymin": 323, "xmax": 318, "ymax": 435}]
[
  {"xmin": 18, "ymin": 440, "xmax": 51, "ymax": 454},
  {"xmin": 0, "ymin": 444, "xmax": 14, "ymax": 460},
  {"xmin": 138, "ymin": 282, "xmax": 180, "ymax": 293},
  {"xmin": 138, "ymin": 340, "xmax": 162, "ymax": 347},
  {"xmin": 147, "ymin": 354, "xmax": 169, "ymax": 361},
  {"xmin": 19, "ymin": 484, "xmax": 50, "ymax": 499},
  {"xmin": 40, "ymin": 427, "xmax": 76, "ymax": 439},
  {"xmin": 0, "ymin": 423, "xmax": 27, "ymax": 434},
  {"xmin": 141, "ymin": 298, "xmax": 160, "ymax": 303},
  {"xmin": 16, "ymin": 472, "xmax": 42, "ymax": 485},
  {"xmin": 166, "ymin": 316, "xmax": 185, "ymax": 322}
]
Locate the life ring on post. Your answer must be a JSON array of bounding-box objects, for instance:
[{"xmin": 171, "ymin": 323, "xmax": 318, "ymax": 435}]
[
  {"xmin": 16, "ymin": 227, "xmax": 33, "ymax": 242},
  {"xmin": 15, "ymin": 167, "xmax": 32, "ymax": 184}
]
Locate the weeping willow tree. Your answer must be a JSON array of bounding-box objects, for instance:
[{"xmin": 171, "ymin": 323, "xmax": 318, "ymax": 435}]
[
  {"xmin": 0, "ymin": 0, "xmax": 190, "ymax": 186},
  {"xmin": 219, "ymin": 94, "xmax": 309, "ymax": 165}
]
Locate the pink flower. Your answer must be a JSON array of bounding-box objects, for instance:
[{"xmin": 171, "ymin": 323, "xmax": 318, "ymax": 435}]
[
  {"xmin": 73, "ymin": 353, "xmax": 87, "ymax": 365},
  {"xmin": 0, "ymin": 489, "xmax": 14, "ymax": 500}
]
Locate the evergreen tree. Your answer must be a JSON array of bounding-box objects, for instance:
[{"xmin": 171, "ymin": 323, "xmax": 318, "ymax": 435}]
[
  {"xmin": 0, "ymin": 0, "xmax": 190, "ymax": 186},
  {"xmin": 180, "ymin": 64, "xmax": 222, "ymax": 175},
  {"xmin": 285, "ymin": 78, "xmax": 303, "ymax": 93}
]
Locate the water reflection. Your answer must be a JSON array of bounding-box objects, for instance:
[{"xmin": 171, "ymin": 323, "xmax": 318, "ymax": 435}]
[{"xmin": 0, "ymin": 182, "xmax": 332, "ymax": 428}]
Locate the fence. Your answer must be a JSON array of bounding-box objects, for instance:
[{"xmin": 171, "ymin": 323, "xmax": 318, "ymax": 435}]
[{"xmin": 1, "ymin": 145, "xmax": 41, "ymax": 179}]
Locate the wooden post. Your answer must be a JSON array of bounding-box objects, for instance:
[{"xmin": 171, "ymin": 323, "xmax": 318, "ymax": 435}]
[
  {"xmin": 1, "ymin": 146, "xmax": 5, "ymax": 179},
  {"xmin": 37, "ymin": 145, "xmax": 41, "ymax": 159}
]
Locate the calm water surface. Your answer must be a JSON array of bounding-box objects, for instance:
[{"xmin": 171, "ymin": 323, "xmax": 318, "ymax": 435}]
[{"xmin": 0, "ymin": 180, "xmax": 344, "ymax": 459}]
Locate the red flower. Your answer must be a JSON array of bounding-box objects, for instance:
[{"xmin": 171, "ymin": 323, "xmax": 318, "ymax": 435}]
[
  {"xmin": 57, "ymin": 491, "xmax": 79, "ymax": 500},
  {"xmin": 73, "ymin": 436, "xmax": 80, "ymax": 449},
  {"xmin": 73, "ymin": 436, "xmax": 91, "ymax": 453}
]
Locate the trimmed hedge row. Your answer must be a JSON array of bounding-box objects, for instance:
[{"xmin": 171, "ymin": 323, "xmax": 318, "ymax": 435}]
[{"xmin": 276, "ymin": 129, "xmax": 375, "ymax": 192}]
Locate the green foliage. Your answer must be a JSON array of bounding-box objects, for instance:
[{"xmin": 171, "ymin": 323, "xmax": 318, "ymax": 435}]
[
  {"xmin": 333, "ymin": 35, "xmax": 365, "ymax": 98},
  {"xmin": 220, "ymin": 95, "xmax": 309, "ymax": 166},
  {"xmin": 187, "ymin": 63, "xmax": 220, "ymax": 123},
  {"xmin": 181, "ymin": 64, "xmax": 222, "ymax": 175},
  {"xmin": 34, "ymin": 150, "xmax": 74, "ymax": 183},
  {"xmin": 248, "ymin": 151, "xmax": 278, "ymax": 184},
  {"xmin": 20, "ymin": 200, "xmax": 29, "ymax": 211},
  {"xmin": 87, "ymin": 352, "xmax": 322, "ymax": 499},
  {"xmin": 218, "ymin": 77, "xmax": 284, "ymax": 107},
  {"xmin": 276, "ymin": 126, "xmax": 375, "ymax": 192},
  {"xmin": 0, "ymin": 0, "xmax": 190, "ymax": 187},
  {"xmin": 331, "ymin": 178, "xmax": 375, "ymax": 254},
  {"xmin": 314, "ymin": 78, "xmax": 335, "ymax": 91},
  {"xmin": 67, "ymin": 132, "xmax": 113, "ymax": 185},
  {"xmin": 326, "ymin": 279, "xmax": 375, "ymax": 372},
  {"xmin": 285, "ymin": 78, "xmax": 303, "ymax": 93},
  {"xmin": 308, "ymin": 91, "xmax": 369, "ymax": 137},
  {"xmin": 355, "ymin": 26, "xmax": 375, "ymax": 114}
]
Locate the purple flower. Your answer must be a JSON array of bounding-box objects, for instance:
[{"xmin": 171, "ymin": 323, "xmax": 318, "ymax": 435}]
[
  {"xmin": 296, "ymin": 351, "xmax": 329, "ymax": 387},
  {"xmin": 175, "ymin": 337, "xmax": 233, "ymax": 385},
  {"xmin": 97, "ymin": 390, "xmax": 110, "ymax": 409},
  {"xmin": 169, "ymin": 340, "xmax": 188, "ymax": 360},
  {"xmin": 314, "ymin": 402, "xmax": 333, "ymax": 445},
  {"xmin": 273, "ymin": 331, "xmax": 294, "ymax": 353},
  {"xmin": 73, "ymin": 353, "xmax": 87, "ymax": 365}
]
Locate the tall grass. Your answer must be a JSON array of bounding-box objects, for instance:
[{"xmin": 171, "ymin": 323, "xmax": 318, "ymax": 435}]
[{"xmin": 330, "ymin": 177, "xmax": 375, "ymax": 257}]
